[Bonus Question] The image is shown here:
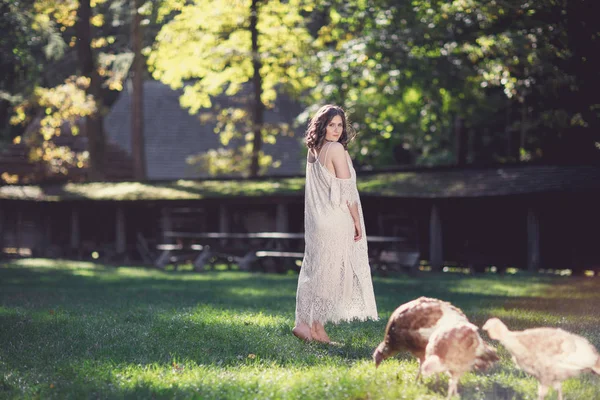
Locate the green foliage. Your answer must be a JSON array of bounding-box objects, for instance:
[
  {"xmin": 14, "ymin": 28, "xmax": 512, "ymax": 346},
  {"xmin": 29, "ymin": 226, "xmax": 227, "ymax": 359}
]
[
  {"xmin": 1, "ymin": 259, "xmax": 599, "ymax": 399},
  {"xmin": 148, "ymin": 0, "xmax": 316, "ymax": 176},
  {"xmin": 1, "ymin": 0, "xmax": 165, "ymax": 183},
  {"xmin": 0, "ymin": 0, "xmax": 47, "ymax": 140},
  {"xmin": 307, "ymin": 0, "xmax": 600, "ymax": 167},
  {"xmin": 305, "ymin": 1, "xmax": 459, "ymax": 167},
  {"xmin": 9, "ymin": 76, "xmax": 97, "ymax": 176},
  {"xmin": 185, "ymin": 107, "xmax": 292, "ymax": 175},
  {"xmin": 418, "ymin": 0, "xmax": 600, "ymax": 162},
  {"xmin": 150, "ymin": 0, "xmax": 314, "ymax": 111},
  {"xmin": 4, "ymin": 0, "xmax": 599, "ymax": 183}
]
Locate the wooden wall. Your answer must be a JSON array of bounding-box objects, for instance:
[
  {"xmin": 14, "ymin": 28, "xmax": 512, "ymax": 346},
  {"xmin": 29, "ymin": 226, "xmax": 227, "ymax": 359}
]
[{"xmin": 1, "ymin": 192, "xmax": 598, "ymax": 273}]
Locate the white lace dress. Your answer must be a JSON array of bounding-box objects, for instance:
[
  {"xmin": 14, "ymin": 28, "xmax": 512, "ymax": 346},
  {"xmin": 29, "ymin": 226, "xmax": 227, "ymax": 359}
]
[{"xmin": 294, "ymin": 145, "xmax": 378, "ymax": 326}]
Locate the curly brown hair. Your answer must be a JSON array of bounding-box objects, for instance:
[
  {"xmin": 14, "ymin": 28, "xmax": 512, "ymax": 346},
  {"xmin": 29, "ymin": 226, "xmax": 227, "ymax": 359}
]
[{"xmin": 304, "ymin": 105, "xmax": 355, "ymax": 150}]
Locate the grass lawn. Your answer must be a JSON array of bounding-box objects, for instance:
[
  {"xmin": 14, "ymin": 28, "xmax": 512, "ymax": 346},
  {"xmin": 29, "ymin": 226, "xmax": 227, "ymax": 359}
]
[{"xmin": 1, "ymin": 259, "xmax": 599, "ymax": 399}]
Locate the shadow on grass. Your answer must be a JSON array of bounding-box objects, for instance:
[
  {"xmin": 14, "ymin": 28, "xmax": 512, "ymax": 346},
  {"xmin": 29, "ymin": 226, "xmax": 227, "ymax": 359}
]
[
  {"xmin": 0, "ymin": 264, "xmax": 298, "ymax": 312},
  {"xmin": 458, "ymin": 382, "xmax": 529, "ymax": 400}
]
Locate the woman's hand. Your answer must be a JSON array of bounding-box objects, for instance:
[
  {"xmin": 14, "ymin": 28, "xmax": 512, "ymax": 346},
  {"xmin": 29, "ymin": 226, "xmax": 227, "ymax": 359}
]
[
  {"xmin": 354, "ymin": 219, "xmax": 362, "ymax": 242},
  {"xmin": 346, "ymin": 200, "xmax": 362, "ymax": 242}
]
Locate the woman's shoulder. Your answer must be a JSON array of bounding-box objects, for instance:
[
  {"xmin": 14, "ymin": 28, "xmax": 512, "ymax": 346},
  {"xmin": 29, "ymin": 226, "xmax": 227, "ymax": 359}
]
[
  {"xmin": 326, "ymin": 141, "xmax": 347, "ymax": 155},
  {"xmin": 325, "ymin": 142, "xmax": 352, "ymax": 166}
]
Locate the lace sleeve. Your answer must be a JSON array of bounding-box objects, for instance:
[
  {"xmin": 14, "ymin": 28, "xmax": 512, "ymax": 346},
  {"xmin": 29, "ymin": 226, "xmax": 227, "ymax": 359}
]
[{"xmin": 330, "ymin": 178, "xmax": 359, "ymax": 209}]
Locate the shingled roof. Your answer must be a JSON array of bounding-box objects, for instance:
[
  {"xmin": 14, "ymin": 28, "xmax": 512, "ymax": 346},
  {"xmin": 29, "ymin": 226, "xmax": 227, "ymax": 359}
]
[
  {"xmin": 104, "ymin": 80, "xmax": 304, "ymax": 180},
  {"xmin": 358, "ymin": 164, "xmax": 600, "ymax": 197},
  {"xmin": 1, "ymin": 164, "xmax": 599, "ymax": 201}
]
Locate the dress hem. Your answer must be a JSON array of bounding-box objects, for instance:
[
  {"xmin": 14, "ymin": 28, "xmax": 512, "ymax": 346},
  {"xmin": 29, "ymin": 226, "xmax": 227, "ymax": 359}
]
[{"xmin": 297, "ymin": 314, "xmax": 379, "ymax": 326}]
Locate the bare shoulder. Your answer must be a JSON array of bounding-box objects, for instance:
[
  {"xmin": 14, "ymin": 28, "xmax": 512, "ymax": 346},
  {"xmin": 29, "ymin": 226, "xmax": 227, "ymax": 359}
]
[
  {"xmin": 328, "ymin": 142, "xmax": 348, "ymax": 159},
  {"xmin": 328, "ymin": 141, "xmax": 345, "ymax": 152}
]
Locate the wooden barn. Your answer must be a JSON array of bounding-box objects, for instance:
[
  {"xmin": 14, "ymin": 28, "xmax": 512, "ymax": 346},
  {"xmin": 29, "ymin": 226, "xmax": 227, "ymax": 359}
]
[{"xmin": 1, "ymin": 164, "xmax": 599, "ymax": 274}]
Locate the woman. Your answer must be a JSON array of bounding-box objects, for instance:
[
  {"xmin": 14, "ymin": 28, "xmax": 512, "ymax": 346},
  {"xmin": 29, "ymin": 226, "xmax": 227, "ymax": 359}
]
[{"xmin": 292, "ymin": 105, "xmax": 378, "ymax": 343}]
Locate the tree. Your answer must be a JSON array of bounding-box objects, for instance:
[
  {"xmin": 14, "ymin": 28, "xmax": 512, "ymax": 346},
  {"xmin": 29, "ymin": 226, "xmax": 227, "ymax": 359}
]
[
  {"xmin": 4, "ymin": 0, "xmax": 161, "ymax": 183},
  {"xmin": 130, "ymin": 0, "xmax": 146, "ymax": 180},
  {"xmin": 0, "ymin": 0, "xmax": 64, "ymax": 143},
  {"xmin": 304, "ymin": 1, "xmax": 460, "ymax": 168},
  {"xmin": 149, "ymin": 0, "xmax": 316, "ymax": 177},
  {"xmin": 76, "ymin": 0, "xmax": 106, "ymax": 180},
  {"xmin": 412, "ymin": 0, "xmax": 600, "ymax": 164},
  {"xmin": 308, "ymin": 0, "xmax": 600, "ymax": 168}
]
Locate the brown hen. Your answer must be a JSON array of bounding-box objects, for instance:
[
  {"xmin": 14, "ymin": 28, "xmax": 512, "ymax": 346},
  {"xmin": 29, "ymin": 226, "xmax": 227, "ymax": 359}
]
[
  {"xmin": 483, "ymin": 317, "xmax": 600, "ymax": 400},
  {"xmin": 421, "ymin": 322, "xmax": 499, "ymax": 399},
  {"xmin": 372, "ymin": 297, "xmax": 468, "ymax": 380}
]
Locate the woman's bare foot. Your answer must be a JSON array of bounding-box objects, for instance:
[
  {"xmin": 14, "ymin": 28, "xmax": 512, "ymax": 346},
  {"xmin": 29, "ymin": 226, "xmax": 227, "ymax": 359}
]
[
  {"xmin": 311, "ymin": 322, "xmax": 331, "ymax": 343},
  {"xmin": 292, "ymin": 323, "xmax": 312, "ymax": 342}
]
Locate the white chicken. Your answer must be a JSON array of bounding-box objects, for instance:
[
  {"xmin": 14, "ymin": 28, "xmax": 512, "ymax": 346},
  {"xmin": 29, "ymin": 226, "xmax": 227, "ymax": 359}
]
[
  {"xmin": 373, "ymin": 297, "xmax": 469, "ymax": 380},
  {"xmin": 482, "ymin": 317, "xmax": 600, "ymax": 400},
  {"xmin": 421, "ymin": 321, "xmax": 499, "ymax": 399}
]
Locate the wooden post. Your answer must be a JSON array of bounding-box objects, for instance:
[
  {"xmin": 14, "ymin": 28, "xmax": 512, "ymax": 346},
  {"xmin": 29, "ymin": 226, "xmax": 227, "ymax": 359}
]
[
  {"xmin": 429, "ymin": 204, "xmax": 443, "ymax": 271},
  {"xmin": 44, "ymin": 214, "xmax": 52, "ymax": 257},
  {"xmin": 16, "ymin": 209, "xmax": 23, "ymax": 254},
  {"xmin": 219, "ymin": 205, "xmax": 229, "ymax": 247},
  {"xmin": 70, "ymin": 208, "xmax": 80, "ymax": 253},
  {"xmin": 160, "ymin": 208, "xmax": 172, "ymax": 243},
  {"xmin": 0, "ymin": 205, "xmax": 4, "ymax": 251},
  {"xmin": 116, "ymin": 206, "xmax": 126, "ymax": 254},
  {"xmin": 219, "ymin": 205, "xmax": 229, "ymax": 233},
  {"xmin": 39, "ymin": 205, "xmax": 52, "ymax": 257},
  {"xmin": 527, "ymin": 208, "xmax": 540, "ymax": 272},
  {"xmin": 276, "ymin": 203, "xmax": 288, "ymax": 232},
  {"xmin": 276, "ymin": 203, "xmax": 289, "ymax": 251}
]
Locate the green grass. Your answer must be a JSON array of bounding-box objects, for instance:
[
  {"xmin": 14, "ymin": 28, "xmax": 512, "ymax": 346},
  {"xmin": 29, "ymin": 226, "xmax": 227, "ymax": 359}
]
[{"xmin": 1, "ymin": 259, "xmax": 599, "ymax": 399}]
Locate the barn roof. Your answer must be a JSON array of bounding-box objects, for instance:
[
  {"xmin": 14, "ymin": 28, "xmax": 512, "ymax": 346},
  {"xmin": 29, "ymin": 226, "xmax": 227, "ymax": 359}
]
[
  {"xmin": 104, "ymin": 80, "xmax": 304, "ymax": 179},
  {"xmin": 1, "ymin": 164, "xmax": 599, "ymax": 201}
]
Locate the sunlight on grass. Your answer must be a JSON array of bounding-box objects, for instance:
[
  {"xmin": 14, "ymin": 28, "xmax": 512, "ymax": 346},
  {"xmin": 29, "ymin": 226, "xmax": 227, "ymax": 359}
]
[
  {"xmin": 112, "ymin": 266, "xmax": 168, "ymax": 278},
  {"xmin": 226, "ymin": 286, "xmax": 291, "ymax": 298},
  {"xmin": 71, "ymin": 269, "xmax": 97, "ymax": 277},
  {"xmin": 163, "ymin": 304, "xmax": 290, "ymax": 329},
  {"xmin": 487, "ymin": 307, "xmax": 571, "ymax": 326},
  {"xmin": 8, "ymin": 258, "xmax": 100, "ymax": 270},
  {"xmin": 23, "ymin": 358, "xmax": 439, "ymax": 400},
  {"xmin": 1, "ymin": 259, "xmax": 599, "ymax": 399},
  {"xmin": 446, "ymin": 277, "xmax": 549, "ymax": 297}
]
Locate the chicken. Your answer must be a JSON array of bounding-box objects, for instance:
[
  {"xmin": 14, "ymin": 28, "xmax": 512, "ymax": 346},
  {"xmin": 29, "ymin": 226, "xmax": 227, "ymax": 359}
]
[
  {"xmin": 372, "ymin": 297, "xmax": 469, "ymax": 380},
  {"xmin": 421, "ymin": 322, "xmax": 499, "ymax": 399},
  {"xmin": 482, "ymin": 317, "xmax": 600, "ymax": 400}
]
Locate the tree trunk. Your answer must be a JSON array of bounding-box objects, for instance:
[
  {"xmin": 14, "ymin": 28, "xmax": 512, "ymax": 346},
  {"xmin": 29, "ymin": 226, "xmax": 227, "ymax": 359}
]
[
  {"xmin": 0, "ymin": 99, "xmax": 9, "ymax": 137},
  {"xmin": 76, "ymin": 0, "xmax": 106, "ymax": 181},
  {"xmin": 249, "ymin": 0, "xmax": 264, "ymax": 177},
  {"xmin": 519, "ymin": 98, "xmax": 527, "ymax": 159},
  {"xmin": 454, "ymin": 116, "xmax": 467, "ymax": 166},
  {"xmin": 131, "ymin": 0, "xmax": 146, "ymax": 180},
  {"xmin": 505, "ymin": 97, "xmax": 513, "ymax": 160}
]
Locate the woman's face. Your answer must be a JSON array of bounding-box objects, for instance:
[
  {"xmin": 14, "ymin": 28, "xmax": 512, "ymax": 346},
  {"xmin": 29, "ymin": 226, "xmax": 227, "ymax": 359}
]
[{"xmin": 325, "ymin": 115, "xmax": 343, "ymax": 142}]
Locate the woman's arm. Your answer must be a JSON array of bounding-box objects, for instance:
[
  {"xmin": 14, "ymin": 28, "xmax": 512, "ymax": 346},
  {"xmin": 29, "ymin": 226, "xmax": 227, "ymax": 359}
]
[
  {"xmin": 348, "ymin": 202, "xmax": 362, "ymax": 241},
  {"xmin": 328, "ymin": 143, "xmax": 351, "ymax": 179},
  {"xmin": 329, "ymin": 143, "xmax": 362, "ymax": 241}
]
